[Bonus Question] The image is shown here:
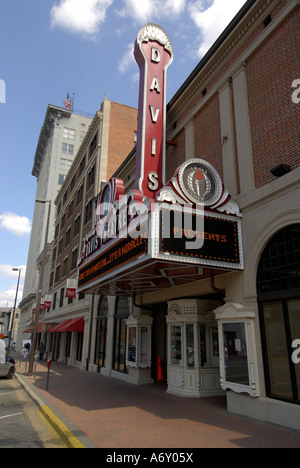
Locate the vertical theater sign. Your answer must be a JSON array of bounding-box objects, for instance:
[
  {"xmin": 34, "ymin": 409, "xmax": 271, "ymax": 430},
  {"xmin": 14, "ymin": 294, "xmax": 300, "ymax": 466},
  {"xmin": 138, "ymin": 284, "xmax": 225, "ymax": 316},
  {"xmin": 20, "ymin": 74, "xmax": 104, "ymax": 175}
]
[{"xmin": 77, "ymin": 24, "xmax": 244, "ymax": 298}]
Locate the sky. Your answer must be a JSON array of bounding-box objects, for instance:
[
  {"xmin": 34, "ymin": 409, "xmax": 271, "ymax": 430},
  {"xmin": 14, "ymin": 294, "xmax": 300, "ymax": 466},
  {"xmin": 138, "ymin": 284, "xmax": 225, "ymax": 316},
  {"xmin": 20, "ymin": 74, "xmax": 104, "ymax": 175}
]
[{"xmin": 0, "ymin": 0, "xmax": 247, "ymax": 307}]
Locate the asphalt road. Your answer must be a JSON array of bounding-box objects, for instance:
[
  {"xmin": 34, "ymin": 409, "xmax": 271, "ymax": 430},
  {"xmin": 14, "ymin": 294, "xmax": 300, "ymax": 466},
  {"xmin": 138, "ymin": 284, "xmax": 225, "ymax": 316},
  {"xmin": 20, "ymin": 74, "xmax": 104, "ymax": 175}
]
[{"xmin": 0, "ymin": 376, "xmax": 63, "ymax": 448}]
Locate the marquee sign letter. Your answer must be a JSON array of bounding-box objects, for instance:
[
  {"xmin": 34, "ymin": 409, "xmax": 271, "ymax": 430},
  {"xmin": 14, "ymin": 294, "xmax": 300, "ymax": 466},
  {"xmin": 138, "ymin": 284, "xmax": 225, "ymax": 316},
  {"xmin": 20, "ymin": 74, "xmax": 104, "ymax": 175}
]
[{"xmin": 134, "ymin": 24, "xmax": 173, "ymax": 199}]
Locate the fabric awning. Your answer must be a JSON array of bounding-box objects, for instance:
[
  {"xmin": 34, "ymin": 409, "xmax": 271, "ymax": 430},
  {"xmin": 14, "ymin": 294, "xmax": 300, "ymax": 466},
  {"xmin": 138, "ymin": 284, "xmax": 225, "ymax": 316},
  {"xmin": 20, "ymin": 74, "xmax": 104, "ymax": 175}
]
[
  {"xmin": 49, "ymin": 319, "xmax": 73, "ymax": 333},
  {"xmin": 59, "ymin": 317, "xmax": 85, "ymax": 333},
  {"xmin": 49, "ymin": 317, "xmax": 84, "ymax": 333}
]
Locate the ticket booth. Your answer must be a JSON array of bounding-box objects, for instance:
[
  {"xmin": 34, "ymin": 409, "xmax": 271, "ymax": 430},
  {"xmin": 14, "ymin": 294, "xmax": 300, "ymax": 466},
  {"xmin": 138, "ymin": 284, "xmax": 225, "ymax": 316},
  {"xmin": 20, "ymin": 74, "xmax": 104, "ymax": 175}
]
[{"xmin": 166, "ymin": 299, "xmax": 224, "ymax": 397}]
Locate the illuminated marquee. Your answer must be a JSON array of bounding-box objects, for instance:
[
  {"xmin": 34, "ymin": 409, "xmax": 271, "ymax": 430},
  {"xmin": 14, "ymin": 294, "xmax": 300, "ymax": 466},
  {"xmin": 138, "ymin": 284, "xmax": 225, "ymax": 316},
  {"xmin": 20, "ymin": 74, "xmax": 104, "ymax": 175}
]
[{"xmin": 77, "ymin": 24, "xmax": 244, "ymax": 295}]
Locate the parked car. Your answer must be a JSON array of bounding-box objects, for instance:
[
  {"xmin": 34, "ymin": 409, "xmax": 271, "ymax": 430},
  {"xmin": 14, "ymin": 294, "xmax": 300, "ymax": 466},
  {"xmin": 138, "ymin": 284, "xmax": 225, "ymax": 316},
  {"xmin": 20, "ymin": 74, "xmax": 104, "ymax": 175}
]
[{"xmin": 0, "ymin": 362, "xmax": 15, "ymax": 379}]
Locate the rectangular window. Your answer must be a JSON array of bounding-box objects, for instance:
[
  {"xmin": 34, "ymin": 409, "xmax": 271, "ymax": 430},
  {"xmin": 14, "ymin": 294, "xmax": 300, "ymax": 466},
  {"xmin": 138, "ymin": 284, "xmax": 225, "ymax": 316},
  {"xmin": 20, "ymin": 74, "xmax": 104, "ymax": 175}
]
[
  {"xmin": 59, "ymin": 288, "xmax": 65, "ymax": 308},
  {"xmin": 63, "ymin": 258, "xmax": 68, "ymax": 278},
  {"xmin": 52, "ymin": 292, "xmax": 57, "ymax": 310},
  {"xmin": 87, "ymin": 165, "xmax": 95, "ymax": 189},
  {"xmin": 55, "ymin": 265, "xmax": 60, "ymax": 283},
  {"xmin": 77, "ymin": 185, "xmax": 83, "ymax": 206},
  {"xmin": 222, "ymin": 322, "xmax": 249, "ymax": 387},
  {"xmin": 62, "ymin": 143, "xmax": 74, "ymax": 155},
  {"xmin": 74, "ymin": 215, "xmax": 81, "ymax": 237},
  {"xmin": 85, "ymin": 199, "xmax": 93, "ymax": 225},
  {"xmin": 65, "ymin": 228, "xmax": 71, "ymax": 247},
  {"xmin": 260, "ymin": 300, "xmax": 300, "ymax": 402},
  {"xmin": 288, "ymin": 300, "xmax": 300, "ymax": 401},
  {"xmin": 113, "ymin": 318, "xmax": 127, "ymax": 373},
  {"xmin": 186, "ymin": 324, "xmax": 195, "ymax": 367},
  {"xmin": 60, "ymin": 158, "xmax": 72, "ymax": 170},
  {"xmin": 71, "ymin": 248, "xmax": 78, "ymax": 270},
  {"xmin": 63, "ymin": 127, "xmax": 76, "ymax": 140},
  {"xmin": 58, "ymin": 174, "xmax": 65, "ymax": 185},
  {"xmin": 95, "ymin": 319, "xmax": 107, "ymax": 369},
  {"xmin": 171, "ymin": 325, "xmax": 182, "ymax": 365}
]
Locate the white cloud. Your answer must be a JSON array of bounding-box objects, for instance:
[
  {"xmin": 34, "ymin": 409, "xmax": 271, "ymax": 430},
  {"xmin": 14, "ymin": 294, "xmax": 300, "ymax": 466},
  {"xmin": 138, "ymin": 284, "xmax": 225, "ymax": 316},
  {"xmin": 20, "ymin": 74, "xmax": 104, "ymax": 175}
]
[
  {"xmin": 51, "ymin": 0, "xmax": 113, "ymax": 38},
  {"xmin": 117, "ymin": 0, "xmax": 186, "ymax": 22},
  {"xmin": 118, "ymin": 43, "xmax": 135, "ymax": 74},
  {"xmin": 0, "ymin": 265, "xmax": 26, "ymax": 281},
  {"xmin": 0, "ymin": 285, "xmax": 23, "ymax": 308},
  {"xmin": 0, "ymin": 266, "xmax": 25, "ymax": 308},
  {"xmin": 188, "ymin": 0, "xmax": 247, "ymax": 57},
  {"xmin": 0, "ymin": 212, "xmax": 31, "ymax": 237}
]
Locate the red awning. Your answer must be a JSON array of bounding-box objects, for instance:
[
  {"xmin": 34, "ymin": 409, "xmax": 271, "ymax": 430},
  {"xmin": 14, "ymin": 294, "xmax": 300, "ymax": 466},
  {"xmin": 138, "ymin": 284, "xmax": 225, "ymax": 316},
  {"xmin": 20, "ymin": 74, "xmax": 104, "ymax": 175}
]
[
  {"xmin": 60, "ymin": 317, "xmax": 85, "ymax": 333},
  {"xmin": 49, "ymin": 317, "xmax": 84, "ymax": 333},
  {"xmin": 49, "ymin": 319, "xmax": 73, "ymax": 333}
]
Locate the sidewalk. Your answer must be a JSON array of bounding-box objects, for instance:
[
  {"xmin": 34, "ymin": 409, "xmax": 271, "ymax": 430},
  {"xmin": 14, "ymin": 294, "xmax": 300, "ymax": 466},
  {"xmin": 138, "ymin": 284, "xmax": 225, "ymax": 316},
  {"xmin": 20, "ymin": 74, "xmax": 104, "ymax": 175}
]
[{"xmin": 16, "ymin": 359, "xmax": 300, "ymax": 449}]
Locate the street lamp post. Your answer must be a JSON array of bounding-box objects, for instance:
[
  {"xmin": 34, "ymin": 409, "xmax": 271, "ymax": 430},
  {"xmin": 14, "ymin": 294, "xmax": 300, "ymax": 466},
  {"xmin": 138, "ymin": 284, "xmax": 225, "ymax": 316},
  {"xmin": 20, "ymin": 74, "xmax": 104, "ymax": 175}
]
[
  {"xmin": 6, "ymin": 268, "xmax": 21, "ymax": 358},
  {"xmin": 28, "ymin": 199, "xmax": 51, "ymax": 376}
]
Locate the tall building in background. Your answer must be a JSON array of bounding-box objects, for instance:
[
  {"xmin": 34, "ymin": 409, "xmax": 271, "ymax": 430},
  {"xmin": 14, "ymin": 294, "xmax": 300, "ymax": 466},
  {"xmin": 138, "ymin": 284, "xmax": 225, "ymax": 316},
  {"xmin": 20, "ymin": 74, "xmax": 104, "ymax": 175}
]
[
  {"xmin": 19, "ymin": 104, "xmax": 93, "ymax": 341},
  {"xmin": 18, "ymin": 98, "xmax": 138, "ymax": 353}
]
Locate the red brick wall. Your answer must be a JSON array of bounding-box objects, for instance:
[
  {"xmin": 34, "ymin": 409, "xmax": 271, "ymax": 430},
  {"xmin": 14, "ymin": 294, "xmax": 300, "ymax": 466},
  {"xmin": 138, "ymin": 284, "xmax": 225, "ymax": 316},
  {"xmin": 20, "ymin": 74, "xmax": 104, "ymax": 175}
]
[
  {"xmin": 166, "ymin": 128, "xmax": 185, "ymax": 181},
  {"xmin": 247, "ymin": 6, "xmax": 300, "ymax": 188},
  {"xmin": 106, "ymin": 102, "xmax": 138, "ymax": 180},
  {"xmin": 194, "ymin": 94, "xmax": 223, "ymax": 178}
]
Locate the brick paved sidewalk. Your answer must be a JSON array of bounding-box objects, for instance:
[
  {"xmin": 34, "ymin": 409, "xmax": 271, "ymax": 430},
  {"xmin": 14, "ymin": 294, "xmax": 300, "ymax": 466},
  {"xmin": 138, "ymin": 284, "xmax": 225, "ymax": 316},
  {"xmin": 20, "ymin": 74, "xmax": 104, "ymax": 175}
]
[{"xmin": 16, "ymin": 359, "xmax": 300, "ymax": 448}]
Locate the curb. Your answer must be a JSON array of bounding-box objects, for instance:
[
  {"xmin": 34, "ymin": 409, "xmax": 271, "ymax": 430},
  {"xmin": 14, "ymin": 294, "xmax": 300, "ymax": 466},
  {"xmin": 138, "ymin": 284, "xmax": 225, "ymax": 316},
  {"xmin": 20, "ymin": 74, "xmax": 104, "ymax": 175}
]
[{"xmin": 15, "ymin": 373, "xmax": 86, "ymax": 449}]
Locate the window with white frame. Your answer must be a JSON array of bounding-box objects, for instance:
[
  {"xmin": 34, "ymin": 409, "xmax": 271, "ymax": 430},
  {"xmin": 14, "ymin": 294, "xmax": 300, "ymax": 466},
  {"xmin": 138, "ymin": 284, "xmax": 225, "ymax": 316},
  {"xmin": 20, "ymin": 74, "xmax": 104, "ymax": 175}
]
[{"xmin": 63, "ymin": 127, "xmax": 76, "ymax": 140}]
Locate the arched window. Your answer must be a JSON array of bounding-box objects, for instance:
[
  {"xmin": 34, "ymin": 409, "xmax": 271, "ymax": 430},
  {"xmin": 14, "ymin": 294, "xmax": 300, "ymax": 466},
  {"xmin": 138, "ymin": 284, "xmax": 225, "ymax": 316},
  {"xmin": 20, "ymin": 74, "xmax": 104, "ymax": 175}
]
[
  {"xmin": 94, "ymin": 296, "xmax": 108, "ymax": 371},
  {"xmin": 258, "ymin": 224, "xmax": 300, "ymax": 403},
  {"xmin": 113, "ymin": 296, "xmax": 131, "ymax": 373}
]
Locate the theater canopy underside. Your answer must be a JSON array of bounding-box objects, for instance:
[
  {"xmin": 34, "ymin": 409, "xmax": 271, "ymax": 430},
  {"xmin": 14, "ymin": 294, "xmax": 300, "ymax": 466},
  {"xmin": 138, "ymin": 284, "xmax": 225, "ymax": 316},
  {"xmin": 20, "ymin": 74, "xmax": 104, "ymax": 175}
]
[{"xmin": 78, "ymin": 255, "xmax": 229, "ymax": 297}]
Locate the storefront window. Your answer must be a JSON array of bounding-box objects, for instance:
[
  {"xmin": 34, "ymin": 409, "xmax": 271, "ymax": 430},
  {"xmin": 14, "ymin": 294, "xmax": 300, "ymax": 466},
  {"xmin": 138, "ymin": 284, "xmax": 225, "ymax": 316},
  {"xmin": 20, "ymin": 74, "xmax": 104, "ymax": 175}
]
[
  {"xmin": 258, "ymin": 225, "xmax": 300, "ymax": 403},
  {"xmin": 171, "ymin": 325, "xmax": 182, "ymax": 365},
  {"xmin": 222, "ymin": 322, "xmax": 249, "ymax": 386},
  {"xmin": 114, "ymin": 297, "xmax": 130, "ymax": 373},
  {"xmin": 262, "ymin": 302, "xmax": 293, "ymax": 399},
  {"xmin": 288, "ymin": 300, "xmax": 300, "ymax": 401}
]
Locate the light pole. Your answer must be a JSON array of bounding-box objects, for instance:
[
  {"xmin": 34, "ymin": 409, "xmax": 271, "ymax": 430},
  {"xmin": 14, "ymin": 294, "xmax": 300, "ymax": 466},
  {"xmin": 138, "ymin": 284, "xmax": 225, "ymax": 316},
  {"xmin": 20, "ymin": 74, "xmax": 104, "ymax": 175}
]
[
  {"xmin": 6, "ymin": 268, "xmax": 21, "ymax": 358},
  {"xmin": 28, "ymin": 199, "xmax": 51, "ymax": 376}
]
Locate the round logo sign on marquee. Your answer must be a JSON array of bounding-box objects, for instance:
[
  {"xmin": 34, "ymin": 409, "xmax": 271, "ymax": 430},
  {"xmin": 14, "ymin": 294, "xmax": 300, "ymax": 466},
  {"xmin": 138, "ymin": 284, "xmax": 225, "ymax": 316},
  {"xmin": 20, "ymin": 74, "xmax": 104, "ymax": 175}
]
[{"xmin": 178, "ymin": 159, "xmax": 223, "ymax": 206}]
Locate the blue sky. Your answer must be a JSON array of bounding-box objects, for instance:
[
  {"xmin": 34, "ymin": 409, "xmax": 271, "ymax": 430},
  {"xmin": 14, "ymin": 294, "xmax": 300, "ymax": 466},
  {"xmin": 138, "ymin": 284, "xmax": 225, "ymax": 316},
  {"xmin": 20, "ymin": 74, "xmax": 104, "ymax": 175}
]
[{"xmin": 0, "ymin": 0, "xmax": 247, "ymax": 306}]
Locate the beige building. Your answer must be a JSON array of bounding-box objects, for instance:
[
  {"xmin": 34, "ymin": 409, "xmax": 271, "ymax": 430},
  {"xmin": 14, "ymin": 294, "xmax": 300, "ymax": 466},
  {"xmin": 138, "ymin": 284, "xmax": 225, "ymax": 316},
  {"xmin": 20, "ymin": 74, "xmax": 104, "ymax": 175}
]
[
  {"xmin": 18, "ymin": 104, "xmax": 93, "ymax": 349},
  {"xmin": 37, "ymin": 98, "xmax": 138, "ymax": 368}
]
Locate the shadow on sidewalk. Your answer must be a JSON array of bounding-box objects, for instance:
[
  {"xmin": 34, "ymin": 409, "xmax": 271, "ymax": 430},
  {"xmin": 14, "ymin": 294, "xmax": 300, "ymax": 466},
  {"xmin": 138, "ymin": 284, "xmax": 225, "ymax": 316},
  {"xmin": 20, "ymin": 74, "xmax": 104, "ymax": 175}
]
[{"xmin": 16, "ymin": 359, "xmax": 300, "ymax": 449}]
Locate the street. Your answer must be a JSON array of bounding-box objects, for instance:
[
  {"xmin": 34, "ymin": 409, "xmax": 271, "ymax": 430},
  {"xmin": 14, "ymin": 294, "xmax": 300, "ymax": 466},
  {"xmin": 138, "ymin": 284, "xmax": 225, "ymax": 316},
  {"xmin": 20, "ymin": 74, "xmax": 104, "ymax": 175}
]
[{"xmin": 0, "ymin": 376, "xmax": 63, "ymax": 448}]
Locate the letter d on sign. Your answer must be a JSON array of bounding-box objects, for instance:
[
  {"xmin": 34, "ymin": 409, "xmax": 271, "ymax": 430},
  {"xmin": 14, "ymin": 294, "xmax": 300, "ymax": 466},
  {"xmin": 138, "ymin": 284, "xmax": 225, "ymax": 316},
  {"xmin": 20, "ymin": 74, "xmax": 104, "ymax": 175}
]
[{"xmin": 292, "ymin": 339, "xmax": 300, "ymax": 364}]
